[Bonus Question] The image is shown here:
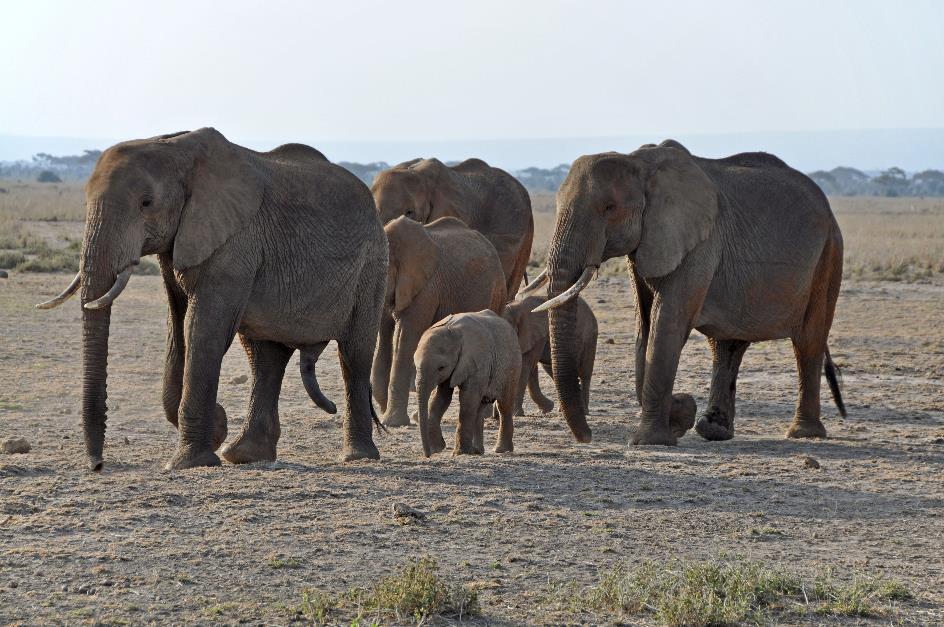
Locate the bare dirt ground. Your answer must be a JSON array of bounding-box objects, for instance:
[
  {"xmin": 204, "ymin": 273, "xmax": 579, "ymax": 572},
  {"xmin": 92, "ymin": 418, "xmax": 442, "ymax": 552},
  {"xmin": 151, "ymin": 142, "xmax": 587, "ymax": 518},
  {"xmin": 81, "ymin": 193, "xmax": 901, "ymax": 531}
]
[{"xmin": 1, "ymin": 271, "xmax": 943, "ymax": 625}]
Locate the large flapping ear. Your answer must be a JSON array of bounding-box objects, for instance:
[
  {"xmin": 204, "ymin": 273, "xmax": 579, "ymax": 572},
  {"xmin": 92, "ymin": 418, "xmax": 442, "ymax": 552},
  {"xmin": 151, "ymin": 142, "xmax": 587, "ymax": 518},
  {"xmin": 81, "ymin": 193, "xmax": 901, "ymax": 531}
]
[
  {"xmin": 633, "ymin": 148, "xmax": 718, "ymax": 278},
  {"xmin": 169, "ymin": 128, "xmax": 264, "ymax": 270},
  {"xmin": 387, "ymin": 218, "xmax": 440, "ymax": 312}
]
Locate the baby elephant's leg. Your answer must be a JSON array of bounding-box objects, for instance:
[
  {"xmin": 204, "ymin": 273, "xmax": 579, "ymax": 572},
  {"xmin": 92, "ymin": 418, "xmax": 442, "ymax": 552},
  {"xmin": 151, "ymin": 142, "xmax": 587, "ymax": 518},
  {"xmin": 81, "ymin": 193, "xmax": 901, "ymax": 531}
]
[
  {"xmin": 426, "ymin": 384, "xmax": 452, "ymax": 455},
  {"xmin": 454, "ymin": 387, "xmax": 485, "ymax": 455},
  {"xmin": 494, "ymin": 381, "xmax": 516, "ymax": 453}
]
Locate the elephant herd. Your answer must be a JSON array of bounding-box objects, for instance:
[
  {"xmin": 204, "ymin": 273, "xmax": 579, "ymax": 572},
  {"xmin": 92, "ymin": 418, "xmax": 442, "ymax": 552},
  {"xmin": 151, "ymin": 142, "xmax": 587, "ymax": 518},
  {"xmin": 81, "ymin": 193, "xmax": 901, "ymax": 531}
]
[{"xmin": 36, "ymin": 129, "xmax": 847, "ymax": 472}]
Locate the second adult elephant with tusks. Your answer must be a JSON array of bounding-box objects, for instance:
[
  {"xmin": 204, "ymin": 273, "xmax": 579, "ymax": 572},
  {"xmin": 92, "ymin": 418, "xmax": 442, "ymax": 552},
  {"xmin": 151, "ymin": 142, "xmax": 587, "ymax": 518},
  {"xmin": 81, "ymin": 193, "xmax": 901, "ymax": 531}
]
[
  {"xmin": 372, "ymin": 216, "xmax": 507, "ymax": 427},
  {"xmin": 534, "ymin": 140, "xmax": 847, "ymax": 446},
  {"xmin": 371, "ymin": 157, "xmax": 533, "ymax": 297}
]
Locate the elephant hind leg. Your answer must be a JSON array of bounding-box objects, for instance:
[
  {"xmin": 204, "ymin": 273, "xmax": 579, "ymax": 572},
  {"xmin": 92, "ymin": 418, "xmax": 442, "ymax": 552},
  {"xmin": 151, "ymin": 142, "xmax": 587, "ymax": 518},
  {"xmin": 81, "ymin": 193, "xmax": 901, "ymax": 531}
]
[
  {"xmin": 787, "ymin": 238, "xmax": 842, "ymax": 440},
  {"xmin": 337, "ymin": 302, "xmax": 383, "ymax": 461},
  {"xmin": 695, "ymin": 338, "xmax": 749, "ymax": 441},
  {"xmin": 221, "ymin": 338, "xmax": 293, "ymax": 464}
]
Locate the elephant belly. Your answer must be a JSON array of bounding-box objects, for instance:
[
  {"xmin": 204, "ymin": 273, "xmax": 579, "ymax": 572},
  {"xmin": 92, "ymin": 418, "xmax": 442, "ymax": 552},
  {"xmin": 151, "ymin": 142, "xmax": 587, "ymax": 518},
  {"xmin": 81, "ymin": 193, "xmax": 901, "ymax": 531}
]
[{"xmin": 696, "ymin": 265, "xmax": 816, "ymax": 341}]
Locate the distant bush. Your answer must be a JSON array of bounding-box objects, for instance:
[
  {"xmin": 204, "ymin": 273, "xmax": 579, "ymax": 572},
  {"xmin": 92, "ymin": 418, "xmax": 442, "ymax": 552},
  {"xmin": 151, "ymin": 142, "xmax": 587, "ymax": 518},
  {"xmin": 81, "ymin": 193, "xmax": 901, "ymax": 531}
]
[
  {"xmin": 36, "ymin": 170, "xmax": 62, "ymax": 183},
  {"xmin": 0, "ymin": 251, "xmax": 27, "ymax": 269}
]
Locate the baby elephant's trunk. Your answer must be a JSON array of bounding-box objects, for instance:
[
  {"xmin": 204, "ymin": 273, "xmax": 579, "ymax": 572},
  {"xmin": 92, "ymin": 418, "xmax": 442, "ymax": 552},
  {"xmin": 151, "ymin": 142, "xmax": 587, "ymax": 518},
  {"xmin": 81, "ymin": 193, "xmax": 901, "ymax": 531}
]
[{"xmin": 415, "ymin": 375, "xmax": 436, "ymax": 457}]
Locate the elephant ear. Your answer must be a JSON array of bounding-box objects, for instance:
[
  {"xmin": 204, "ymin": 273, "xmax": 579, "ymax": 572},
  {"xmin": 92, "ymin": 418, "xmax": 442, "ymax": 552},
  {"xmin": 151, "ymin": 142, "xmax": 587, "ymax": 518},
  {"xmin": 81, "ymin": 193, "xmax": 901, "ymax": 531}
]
[
  {"xmin": 415, "ymin": 159, "xmax": 462, "ymax": 221},
  {"xmin": 448, "ymin": 327, "xmax": 476, "ymax": 388},
  {"xmin": 170, "ymin": 128, "xmax": 264, "ymax": 270},
  {"xmin": 634, "ymin": 149, "xmax": 718, "ymax": 278},
  {"xmin": 513, "ymin": 303, "xmax": 539, "ymax": 354},
  {"xmin": 390, "ymin": 218, "xmax": 439, "ymax": 312}
]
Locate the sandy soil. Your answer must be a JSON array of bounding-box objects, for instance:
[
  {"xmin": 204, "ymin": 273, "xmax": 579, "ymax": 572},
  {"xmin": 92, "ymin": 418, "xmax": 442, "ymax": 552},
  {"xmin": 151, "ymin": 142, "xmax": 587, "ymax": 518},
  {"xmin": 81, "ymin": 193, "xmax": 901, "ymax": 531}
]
[{"xmin": 1, "ymin": 272, "xmax": 942, "ymax": 625}]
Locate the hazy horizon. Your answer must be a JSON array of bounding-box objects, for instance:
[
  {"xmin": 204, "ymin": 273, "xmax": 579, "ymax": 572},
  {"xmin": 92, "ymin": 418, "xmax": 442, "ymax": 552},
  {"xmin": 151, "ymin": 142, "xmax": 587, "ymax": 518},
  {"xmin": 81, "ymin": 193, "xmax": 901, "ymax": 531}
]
[{"xmin": 1, "ymin": 1, "xmax": 942, "ymax": 169}]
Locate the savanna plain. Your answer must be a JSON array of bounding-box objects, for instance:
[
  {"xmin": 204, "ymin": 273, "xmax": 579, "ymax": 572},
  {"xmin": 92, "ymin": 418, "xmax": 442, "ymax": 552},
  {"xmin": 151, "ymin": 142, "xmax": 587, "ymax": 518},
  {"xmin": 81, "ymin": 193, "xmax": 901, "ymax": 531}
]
[{"xmin": 1, "ymin": 183, "xmax": 943, "ymax": 625}]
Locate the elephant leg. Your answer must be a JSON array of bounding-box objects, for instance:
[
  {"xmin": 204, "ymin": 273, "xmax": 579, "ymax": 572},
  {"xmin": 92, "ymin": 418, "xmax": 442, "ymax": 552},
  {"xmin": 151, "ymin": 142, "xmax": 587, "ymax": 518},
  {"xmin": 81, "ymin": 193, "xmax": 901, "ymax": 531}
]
[
  {"xmin": 381, "ymin": 320, "xmax": 421, "ymax": 427},
  {"xmin": 337, "ymin": 300, "xmax": 383, "ymax": 462},
  {"xmin": 579, "ymin": 335, "xmax": 596, "ymax": 415},
  {"xmin": 166, "ymin": 295, "xmax": 246, "ymax": 470},
  {"xmin": 472, "ymin": 402, "xmax": 488, "ymax": 454},
  {"xmin": 527, "ymin": 354, "xmax": 555, "ymax": 415},
  {"xmin": 695, "ymin": 339, "xmax": 750, "ymax": 441},
  {"xmin": 220, "ymin": 338, "xmax": 292, "ymax": 464},
  {"xmin": 426, "ymin": 384, "xmax": 452, "ymax": 455},
  {"xmin": 454, "ymin": 387, "xmax": 485, "ymax": 455},
  {"xmin": 494, "ymin": 381, "xmax": 516, "ymax": 453},
  {"xmin": 631, "ymin": 295, "xmax": 697, "ymax": 446},
  {"xmin": 371, "ymin": 312, "xmax": 394, "ymax": 413}
]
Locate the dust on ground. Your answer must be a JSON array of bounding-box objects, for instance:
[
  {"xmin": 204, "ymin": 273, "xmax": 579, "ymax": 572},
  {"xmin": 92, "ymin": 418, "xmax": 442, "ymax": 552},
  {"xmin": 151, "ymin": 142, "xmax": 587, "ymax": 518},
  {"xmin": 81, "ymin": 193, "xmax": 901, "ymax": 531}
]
[{"xmin": 1, "ymin": 272, "xmax": 942, "ymax": 625}]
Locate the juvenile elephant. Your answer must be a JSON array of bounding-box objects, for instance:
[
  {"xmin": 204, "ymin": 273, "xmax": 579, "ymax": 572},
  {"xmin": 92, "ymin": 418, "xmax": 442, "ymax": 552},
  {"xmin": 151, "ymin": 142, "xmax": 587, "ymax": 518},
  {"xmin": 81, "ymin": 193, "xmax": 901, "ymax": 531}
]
[
  {"xmin": 535, "ymin": 140, "xmax": 846, "ymax": 446},
  {"xmin": 37, "ymin": 128, "xmax": 387, "ymax": 470},
  {"xmin": 414, "ymin": 310, "xmax": 521, "ymax": 456},
  {"xmin": 501, "ymin": 292, "xmax": 597, "ymax": 416},
  {"xmin": 371, "ymin": 158, "xmax": 533, "ymax": 296},
  {"xmin": 372, "ymin": 216, "xmax": 507, "ymax": 427}
]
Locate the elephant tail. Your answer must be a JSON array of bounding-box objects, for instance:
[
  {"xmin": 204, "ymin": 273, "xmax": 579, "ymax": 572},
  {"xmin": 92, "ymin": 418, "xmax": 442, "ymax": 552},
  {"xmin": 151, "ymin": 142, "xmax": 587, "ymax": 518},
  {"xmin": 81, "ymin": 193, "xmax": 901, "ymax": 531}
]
[
  {"xmin": 300, "ymin": 350, "xmax": 337, "ymax": 415},
  {"xmin": 369, "ymin": 385, "xmax": 389, "ymax": 435},
  {"xmin": 823, "ymin": 347, "xmax": 847, "ymax": 418}
]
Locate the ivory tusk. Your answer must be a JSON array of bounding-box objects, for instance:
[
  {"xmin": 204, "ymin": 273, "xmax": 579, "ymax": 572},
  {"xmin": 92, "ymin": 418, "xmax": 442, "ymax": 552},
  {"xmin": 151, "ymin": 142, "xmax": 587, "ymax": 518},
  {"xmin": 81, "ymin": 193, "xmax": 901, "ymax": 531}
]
[
  {"xmin": 35, "ymin": 272, "xmax": 82, "ymax": 309},
  {"xmin": 531, "ymin": 266, "xmax": 596, "ymax": 313},
  {"xmin": 83, "ymin": 265, "xmax": 135, "ymax": 310},
  {"xmin": 518, "ymin": 268, "xmax": 548, "ymax": 296}
]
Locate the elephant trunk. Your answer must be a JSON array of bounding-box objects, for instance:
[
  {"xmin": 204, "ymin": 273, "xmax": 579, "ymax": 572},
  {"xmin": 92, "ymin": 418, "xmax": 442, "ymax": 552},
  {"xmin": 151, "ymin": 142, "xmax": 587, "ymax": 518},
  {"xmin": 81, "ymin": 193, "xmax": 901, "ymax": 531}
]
[
  {"xmin": 80, "ymin": 272, "xmax": 114, "ymax": 471},
  {"xmin": 548, "ymin": 292, "xmax": 592, "ymax": 443},
  {"xmin": 415, "ymin": 373, "xmax": 436, "ymax": 457}
]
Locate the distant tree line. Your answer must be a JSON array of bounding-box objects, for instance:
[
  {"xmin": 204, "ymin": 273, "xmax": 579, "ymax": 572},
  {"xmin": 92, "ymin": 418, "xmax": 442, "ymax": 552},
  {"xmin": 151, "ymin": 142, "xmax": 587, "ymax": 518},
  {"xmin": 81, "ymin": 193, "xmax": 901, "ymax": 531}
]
[{"xmin": 3, "ymin": 150, "xmax": 943, "ymax": 197}]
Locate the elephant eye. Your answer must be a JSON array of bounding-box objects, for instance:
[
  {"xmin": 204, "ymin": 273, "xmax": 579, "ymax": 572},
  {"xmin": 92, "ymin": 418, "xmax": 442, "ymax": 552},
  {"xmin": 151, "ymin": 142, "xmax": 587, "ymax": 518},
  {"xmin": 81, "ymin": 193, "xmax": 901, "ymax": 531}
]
[
  {"xmin": 405, "ymin": 209, "xmax": 414, "ymax": 218},
  {"xmin": 141, "ymin": 198, "xmax": 153, "ymax": 208}
]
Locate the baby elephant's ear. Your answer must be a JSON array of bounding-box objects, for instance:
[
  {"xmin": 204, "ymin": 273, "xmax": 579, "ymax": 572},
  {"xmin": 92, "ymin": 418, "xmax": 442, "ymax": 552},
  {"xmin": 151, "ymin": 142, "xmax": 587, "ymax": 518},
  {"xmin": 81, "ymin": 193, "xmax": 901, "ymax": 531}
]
[
  {"xmin": 448, "ymin": 329, "xmax": 476, "ymax": 388},
  {"xmin": 171, "ymin": 128, "xmax": 264, "ymax": 270}
]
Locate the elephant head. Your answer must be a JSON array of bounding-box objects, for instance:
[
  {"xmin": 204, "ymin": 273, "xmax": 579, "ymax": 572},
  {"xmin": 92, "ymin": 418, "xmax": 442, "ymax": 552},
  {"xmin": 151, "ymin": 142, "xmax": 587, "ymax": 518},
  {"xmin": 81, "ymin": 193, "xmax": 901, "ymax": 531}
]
[
  {"xmin": 371, "ymin": 159, "xmax": 459, "ymax": 225},
  {"xmin": 413, "ymin": 317, "xmax": 474, "ymax": 456},
  {"xmin": 36, "ymin": 127, "xmax": 263, "ymax": 470},
  {"xmin": 501, "ymin": 295, "xmax": 545, "ymax": 356},
  {"xmin": 537, "ymin": 140, "xmax": 718, "ymax": 443},
  {"xmin": 383, "ymin": 216, "xmax": 440, "ymax": 313}
]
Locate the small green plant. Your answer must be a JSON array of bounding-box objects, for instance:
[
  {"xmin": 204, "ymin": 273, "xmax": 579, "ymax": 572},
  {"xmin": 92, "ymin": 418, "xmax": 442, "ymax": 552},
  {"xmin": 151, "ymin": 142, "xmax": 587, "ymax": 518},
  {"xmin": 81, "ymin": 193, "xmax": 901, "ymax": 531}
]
[
  {"xmin": 552, "ymin": 559, "xmax": 912, "ymax": 626},
  {"xmin": 268, "ymin": 556, "xmax": 302, "ymax": 570},
  {"xmin": 300, "ymin": 557, "xmax": 479, "ymax": 625}
]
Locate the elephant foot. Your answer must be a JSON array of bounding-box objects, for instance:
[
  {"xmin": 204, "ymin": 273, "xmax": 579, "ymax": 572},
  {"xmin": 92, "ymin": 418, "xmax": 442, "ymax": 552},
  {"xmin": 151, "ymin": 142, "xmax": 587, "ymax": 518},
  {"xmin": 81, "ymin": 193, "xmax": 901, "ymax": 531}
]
[
  {"xmin": 427, "ymin": 436, "xmax": 447, "ymax": 456},
  {"xmin": 165, "ymin": 446, "xmax": 221, "ymax": 471},
  {"xmin": 786, "ymin": 419, "xmax": 827, "ymax": 439},
  {"xmin": 514, "ymin": 406, "xmax": 526, "ymax": 417},
  {"xmin": 340, "ymin": 438, "xmax": 380, "ymax": 462},
  {"xmin": 382, "ymin": 409, "xmax": 412, "ymax": 427},
  {"xmin": 631, "ymin": 423, "xmax": 678, "ymax": 446},
  {"xmin": 220, "ymin": 428, "xmax": 277, "ymax": 464},
  {"xmin": 537, "ymin": 399, "xmax": 555, "ymax": 414},
  {"xmin": 669, "ymin": 393, "xmax": 697, "ymax": 439},
  {"xmin": 211, "ymin": 404, "xmax": 228, "ymax": 451},
  {"xmin": 453, "ymin": 444, "xmax": 485, "ymax": 456},
  {"xmin": 695, "ymin": 406, "xmax": 734, "ymax": 441},
  {"xmin": 494, "ymin": 439, "xmax": 514, "ymax": 454}
]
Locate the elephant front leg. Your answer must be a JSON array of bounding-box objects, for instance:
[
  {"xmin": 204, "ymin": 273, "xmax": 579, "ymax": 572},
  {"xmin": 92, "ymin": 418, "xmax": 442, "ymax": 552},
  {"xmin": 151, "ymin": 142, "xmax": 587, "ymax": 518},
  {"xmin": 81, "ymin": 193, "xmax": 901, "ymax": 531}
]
[
  {"xmin": 494, "ymin": 381, "xmax": 517, "ymax": 453},
  {"xmin": 695, "ymin": 339, "xmax": 749, "ymax": 441},
  {"xmin": 454, "ymin": 387, "xmax": 486, "ymax": 455},
  {"xmin": 381, "ymin": 321, "xmax": 421, "ymax": 427},
  {"xmin": 526, "ymin": 355, "xmax": 555, "ymax": 415},
  {"xmin": 166, "ymin": 298, "xmax": 245, "ymax": 470},
  {"xmin": 631, "ymin": 298, "xmax": 697, "ymax": 446},
  {"xmin": 220, "ymin": 338, "xmax": 293, "ymax": 464},
  {"xmin": 426, "ymin": 384, "xmax": 453, "ymax": 455}
]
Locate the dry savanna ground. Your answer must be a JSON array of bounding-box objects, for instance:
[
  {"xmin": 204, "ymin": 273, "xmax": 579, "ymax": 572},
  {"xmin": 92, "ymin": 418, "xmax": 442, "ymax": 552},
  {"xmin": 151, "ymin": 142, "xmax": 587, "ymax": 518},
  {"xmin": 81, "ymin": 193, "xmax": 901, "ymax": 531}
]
[{"xmin": 1, "ymin": 181, "xmax": 943, "ymax": 625}]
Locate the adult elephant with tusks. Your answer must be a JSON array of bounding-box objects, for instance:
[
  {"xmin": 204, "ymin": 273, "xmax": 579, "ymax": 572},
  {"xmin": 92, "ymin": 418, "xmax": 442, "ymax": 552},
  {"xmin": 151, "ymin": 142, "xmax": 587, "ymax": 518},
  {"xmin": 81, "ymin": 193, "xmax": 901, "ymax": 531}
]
[
  {"xmin": 533, "ymin": 139, "xmax": 847, "ymax": 446},
  {"xmin": 36, "ymin": 128, "xmax": 388, "ymax": 471}
]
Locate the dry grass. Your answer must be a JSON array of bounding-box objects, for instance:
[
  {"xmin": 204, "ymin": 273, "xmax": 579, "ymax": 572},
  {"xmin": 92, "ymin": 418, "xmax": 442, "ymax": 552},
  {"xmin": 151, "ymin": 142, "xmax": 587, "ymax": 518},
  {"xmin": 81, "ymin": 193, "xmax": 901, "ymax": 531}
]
[
  {"xmin": 0, "ymin": 180, "xmax": 86, "ymax": 221},
  {"xmin": 528, "ymin": 192, "xmax": 944, "ymax": 282}
]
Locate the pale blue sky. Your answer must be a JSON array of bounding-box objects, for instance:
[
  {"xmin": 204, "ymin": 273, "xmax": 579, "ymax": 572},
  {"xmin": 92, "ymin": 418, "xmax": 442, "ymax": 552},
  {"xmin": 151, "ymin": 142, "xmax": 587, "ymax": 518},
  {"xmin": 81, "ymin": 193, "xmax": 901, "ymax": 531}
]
[{"xmin": 1, "ymin": 0, "xmax": 942, "ymax": 166}]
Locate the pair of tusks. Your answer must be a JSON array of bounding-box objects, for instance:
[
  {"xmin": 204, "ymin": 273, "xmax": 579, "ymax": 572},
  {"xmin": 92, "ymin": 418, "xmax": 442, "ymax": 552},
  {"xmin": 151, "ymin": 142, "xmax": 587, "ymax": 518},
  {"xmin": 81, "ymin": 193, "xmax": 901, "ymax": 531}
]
[
  {"xmin": 530, "ymin": 266, "xmax": 596, "ymax": 313},
  {"xmin": 35, "ymin": 263, "xmax": 136, "ymax": 311}
]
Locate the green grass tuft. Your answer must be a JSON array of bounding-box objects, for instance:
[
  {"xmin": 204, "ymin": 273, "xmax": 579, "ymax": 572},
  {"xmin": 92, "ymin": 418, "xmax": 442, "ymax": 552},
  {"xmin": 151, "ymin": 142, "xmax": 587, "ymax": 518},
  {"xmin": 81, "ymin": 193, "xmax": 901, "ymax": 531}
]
[{"xmin": 300, "ymin": 557, "xmax": 479, "ymax": 625}]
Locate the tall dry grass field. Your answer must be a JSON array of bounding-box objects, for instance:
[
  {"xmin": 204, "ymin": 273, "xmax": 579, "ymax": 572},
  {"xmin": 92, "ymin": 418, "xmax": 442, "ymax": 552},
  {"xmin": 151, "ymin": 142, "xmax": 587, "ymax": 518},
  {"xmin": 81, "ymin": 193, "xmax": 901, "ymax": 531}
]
[{"xmin": 528, "ymin": 191, "xmax": 944, "ymax": 282}]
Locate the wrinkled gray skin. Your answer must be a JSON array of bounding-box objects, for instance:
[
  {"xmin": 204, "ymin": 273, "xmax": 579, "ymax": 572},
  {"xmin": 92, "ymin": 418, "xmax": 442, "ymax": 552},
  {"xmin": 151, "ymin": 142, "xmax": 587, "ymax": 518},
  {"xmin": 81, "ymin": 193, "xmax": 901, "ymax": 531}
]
[
  {"xmin": 542, "ymin": 140, "xmax": 846, "ymax": 446},
  {"xmin": 37, "ymin": 128, "xmax": 387, "ymax": 470},
  {"xmin": 501, "ymin": 292, "xmax": 597, "ymax": 416},
  {"xmin": 372, "ymin": 158, "xmax": 534, "ymax": 297},
  {"xmin": 372, "ymin": 217, "xmax": 507, "ymax": 427},
  {"xmin": 414, "ymin": 310, "xmax": 521, "ymax": 456}
]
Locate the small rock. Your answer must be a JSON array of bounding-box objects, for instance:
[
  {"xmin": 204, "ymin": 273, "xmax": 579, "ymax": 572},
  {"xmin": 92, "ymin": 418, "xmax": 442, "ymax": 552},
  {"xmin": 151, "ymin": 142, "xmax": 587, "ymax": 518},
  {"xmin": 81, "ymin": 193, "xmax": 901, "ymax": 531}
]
[
  {"xmin": 932, "ymin": 437, "xmax": 944, "ymax": 445},
  {"xmin": 76, "ymin": 584, "xmax": 95, "ymax": 595},
  {"xmin": 802, "ymin": 456, "xmax": 820, "ymax": 469},
  {"xmin": 0, "ymin": 269, "xmax": 8, "ymax": 279},
  {"xmin": 229, "ymin": 374, "xmax": 248, "ymax": 385},
  {"xmin": 60, "ymin": 585, "xmax": 69, "ymax": 592},
  {"xmin": 8, "ymin": 580, "xmax": 17, "ymax": 588},
  {"xmin": 1, "ymin": 438, "xmax": 30, "ymax": 455},
  {"xmin": 123, "ymin": 436, "xmax": 131, "ymax": 445},
  {"xmin": 605, "ymin": 338, "xmax": 615, "ymax": 344},
  {"xmin": 392, "ymin": 502, "xmax": 426, "ymax": 520}
]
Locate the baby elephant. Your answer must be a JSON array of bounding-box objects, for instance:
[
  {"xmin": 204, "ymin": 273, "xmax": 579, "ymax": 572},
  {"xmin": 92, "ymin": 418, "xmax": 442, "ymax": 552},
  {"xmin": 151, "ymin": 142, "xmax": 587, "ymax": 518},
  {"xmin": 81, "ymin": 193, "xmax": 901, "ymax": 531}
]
[
  {"xmin": 501, "ymin": 292, "xmax": 598, "ymax": 416},
  {"xmin": 414, "ymin": 310, "xmax": 521, "ymax": 456}
]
